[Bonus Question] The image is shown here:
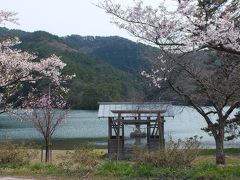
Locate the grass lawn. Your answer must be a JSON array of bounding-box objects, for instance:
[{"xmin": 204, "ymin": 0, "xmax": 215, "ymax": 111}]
[{"xmin": 1, "ymin": 148, "xmax": 240, "ymax": 179}]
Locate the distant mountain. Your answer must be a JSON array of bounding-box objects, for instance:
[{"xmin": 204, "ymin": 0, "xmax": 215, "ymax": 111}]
[
  {"xmin": 62, "ymin": 35, "xmax": 152, "ymax": 73},
  {"xmin": 0, "ymin": 28, "xmax": 152, "ymax": 109}
]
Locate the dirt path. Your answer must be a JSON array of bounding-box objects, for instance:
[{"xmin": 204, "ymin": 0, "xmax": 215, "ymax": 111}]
[{"xmin": 0, "ymin": 178, "xmax": 34, "ymax": 180}]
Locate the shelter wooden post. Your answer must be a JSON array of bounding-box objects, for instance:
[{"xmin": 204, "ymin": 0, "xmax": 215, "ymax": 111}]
[
  {"xmin": 117, "ymin": 112, "xmax": 121, "ymax": 160},
  {"xmin": 108, "ymin": 117, "xmax": 112, "ymax": 138},
  {"xmin": 157, "ymin": 113, "xmax": 164, "ymax": 149},
  {"xmin": 122, "ymin": 117, "xmax": 124, "ymax": 143},
  {"xmin": 147, "ymin": 117, "xmax": 150, "ymax": 147},
  {"xmin": 161, "ymin": 116, "xmax": 165, "ymax": 148}
]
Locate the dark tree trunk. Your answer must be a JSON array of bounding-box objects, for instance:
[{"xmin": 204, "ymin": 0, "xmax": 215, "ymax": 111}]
[
  {"xmin": 214, "ymin": 132, "xmax": 225, "ymax": 165},
  {"xmin": 45, "ymin": 138, "xmax": 50, "ymax": 163}
]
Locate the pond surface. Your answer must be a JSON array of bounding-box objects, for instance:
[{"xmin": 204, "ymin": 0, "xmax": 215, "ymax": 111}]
[{"xmin": 0, "ymin": 106, "xmax": 239, "ymax": 148}]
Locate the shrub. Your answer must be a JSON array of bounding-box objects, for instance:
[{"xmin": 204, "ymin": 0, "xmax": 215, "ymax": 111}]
[
  {"xmin": 58, "ymin": 144, "xmax": 99, "ymax": 168},
  {"xmin": 0, "ymin": 140, "xmax": 38, "ymax": 166},
  {"xmin": 132, "ymin": 136, "xmax": 201, "ymax": 168}
]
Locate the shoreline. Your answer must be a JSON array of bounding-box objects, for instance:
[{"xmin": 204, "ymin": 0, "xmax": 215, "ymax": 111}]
[{"xmin": 2, "ymin": 137, "xmax": 240, "ymax": 150}]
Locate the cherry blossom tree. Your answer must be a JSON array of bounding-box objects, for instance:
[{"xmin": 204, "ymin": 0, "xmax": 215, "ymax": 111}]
[
  {"xmin": 99, "ymin": 0, "xmax": 240, "ymax": 164},
  {"xmin": 0, "ymin": 11, "xmax": 71, "ymax": 113},
  {"xmin": 0, "ymin": 10, "xmax": 74, "ymax": 162},
  {"xmin": 25, "ymin": 88, "xmax": 68, "ymax": 163},
  {"xmin": 99, "ymin": 0, "xmax": 239, "ymax": 54}
]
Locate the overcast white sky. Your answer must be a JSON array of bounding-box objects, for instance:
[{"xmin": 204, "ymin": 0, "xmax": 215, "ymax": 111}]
[
  {"xmin": 0, "ymin": 0, "xmax": 172, "ymax": 41},
  {"xmin": 0, "ymin": 0, "xmax": 146, "ymax": 40}
]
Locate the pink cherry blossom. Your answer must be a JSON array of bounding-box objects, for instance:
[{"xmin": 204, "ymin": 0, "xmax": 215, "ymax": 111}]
[
  {"xmin": 99, "ymin": 0, "xmax": 240, "ymax": 54},
  {"xmin": 0, "ymin": 10, "xmax": 74, "ymax": 112}
]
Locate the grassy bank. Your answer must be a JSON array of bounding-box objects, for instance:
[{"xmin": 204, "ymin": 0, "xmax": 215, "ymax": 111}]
[
  {"xmin": 1, "ymin": 156, "xmax": 240, "ymax": 179},
  {"xmin": 0, "ymin": 148, "xmax": 240, "ymax": 179}
]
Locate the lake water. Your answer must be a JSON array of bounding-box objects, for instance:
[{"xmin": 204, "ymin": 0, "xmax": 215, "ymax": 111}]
[{"xmin": 0, "ymin": 106, "xmax": 239, "ymax": 148}]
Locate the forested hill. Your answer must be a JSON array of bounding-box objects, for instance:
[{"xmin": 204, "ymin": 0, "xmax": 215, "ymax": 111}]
[
  {"xmin": 0, "ymin": 27, "xmax": 153, "ymax": 109},
  {"xmin": 62, "ymin": 35, "xmax": 152, "ymax": 73}
]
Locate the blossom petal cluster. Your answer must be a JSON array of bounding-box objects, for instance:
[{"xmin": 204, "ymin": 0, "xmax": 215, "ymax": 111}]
[
  {"xmin": 0, "ymin": 38, "xmax": 67, "ymax": 86},
  {"xmin": 27, "ymin": 93, "xmax": 67, "ymax": 110},
  {"xmin": 100, "ymin": 0, "xmax": 240, "ymax": 54},
  {"xmin": 0, "ymin": 10, "xmax": 18, "ymax": 24},
  {"xmin": 0, "ymin": 38, "xmax": 67, "ymax": 89},
  {"xmin": 24, "ymin": 91, "xmax": 68, "ymax": 144}
]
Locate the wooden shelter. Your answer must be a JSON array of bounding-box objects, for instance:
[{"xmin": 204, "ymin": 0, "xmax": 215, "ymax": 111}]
[{"xmin": 98, "ymin": 102, "xmax": 174, "ymax": 159}]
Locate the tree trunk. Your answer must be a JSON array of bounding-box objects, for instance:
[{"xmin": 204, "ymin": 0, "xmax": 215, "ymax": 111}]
[
  {"xmin": 45, "ymin": 138, "xmax": 50, "ymax": 163},
  {"xmin": 214, "ymin": 133, "xmax": 225, "ymax": 165}
]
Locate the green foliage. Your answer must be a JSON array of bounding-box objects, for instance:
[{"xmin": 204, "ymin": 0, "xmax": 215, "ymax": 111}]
[
  {"xmin": 188, "ymin": 163, "xmax": 240, "ymax": 179},
  {"xmin": 29, "ymin": 163, "xmax": 45, "ymax": 171},
  {"xmin": 0, "ymin": 141, "xmax": 38, "ymax": 166},
  {"xmin": 133, "ymin": 163, "xmax": 159, "ymax": 177},
  {"xmin": 97, "ymin": 160, "xmax": 240, "ymax": 179},
  {"xmin": 97, "ymin": 161, "xmax": 189, "ymax": 178},
  {"xmin": 29, "ymin": 163, "xmax": 63, "ymax": 175},
  {"xmin": 97, "ymin": 161, "xmax": 134, "ymax": 177}
]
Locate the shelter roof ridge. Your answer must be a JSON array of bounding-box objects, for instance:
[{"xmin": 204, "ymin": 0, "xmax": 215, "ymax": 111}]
[
  {"xmin": 98, "ymin": 101, "xmax": 174, "ymax": 118},
  {"xmin": 98, "ymin": 101, "xmax": 172, "ymax": 105}
]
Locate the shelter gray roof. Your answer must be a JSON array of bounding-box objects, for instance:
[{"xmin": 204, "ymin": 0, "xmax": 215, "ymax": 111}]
[{"xmin": 98, "ymin": 102, "xmax": 174, "ymax": 118}]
